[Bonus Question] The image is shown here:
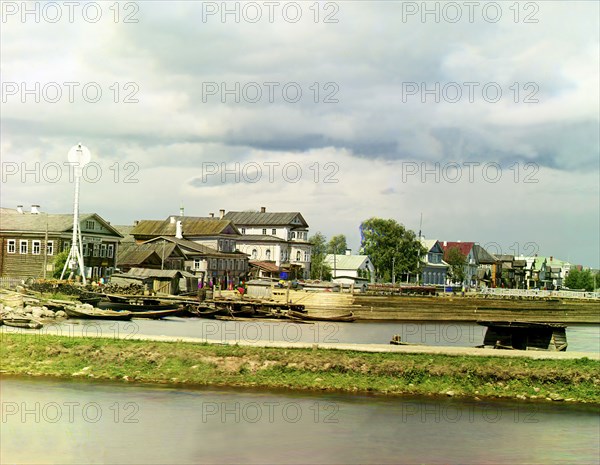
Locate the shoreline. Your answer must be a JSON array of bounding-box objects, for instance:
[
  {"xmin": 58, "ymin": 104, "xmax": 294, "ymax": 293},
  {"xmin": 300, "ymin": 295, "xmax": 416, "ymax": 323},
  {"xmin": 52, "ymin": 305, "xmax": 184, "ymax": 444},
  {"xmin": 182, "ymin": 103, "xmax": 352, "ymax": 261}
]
[{"xmin": 2, "ymin": 334, "xmax": 599, "ymax": 404}]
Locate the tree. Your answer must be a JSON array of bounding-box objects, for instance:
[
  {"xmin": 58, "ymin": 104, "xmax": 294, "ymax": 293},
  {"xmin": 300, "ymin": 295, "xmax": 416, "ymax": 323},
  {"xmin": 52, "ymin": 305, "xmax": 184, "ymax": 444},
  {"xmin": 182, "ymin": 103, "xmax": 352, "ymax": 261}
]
[
  {"xmin": 327, "ymin": 234, "xmax": 348, "ymax": 255},
  {"xmin": 359, "ymin": 218, "xmax": 426, "ymax": 283},
  {"xmin": 565, "ymin": 269, "xmax": 596, "ymax": 292},
  {"xmin": 309, "ymin": 232, "xmax": 332, "ymax": 280},
  {"xmin": 52, "ymin": 251, "xmax": 69, "ymax": 279},
  {"xmin": 445, "ymin": 247, "xmax": 467, "ymax": 284}
]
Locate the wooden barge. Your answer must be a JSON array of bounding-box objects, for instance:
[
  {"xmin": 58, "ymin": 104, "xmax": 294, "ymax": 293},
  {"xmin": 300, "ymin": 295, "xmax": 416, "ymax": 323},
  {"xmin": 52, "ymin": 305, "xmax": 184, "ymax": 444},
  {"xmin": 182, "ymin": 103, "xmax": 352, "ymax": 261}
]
[{"xmin": 476, "ymin": 321, "xmax": 568, "ymax": 351}]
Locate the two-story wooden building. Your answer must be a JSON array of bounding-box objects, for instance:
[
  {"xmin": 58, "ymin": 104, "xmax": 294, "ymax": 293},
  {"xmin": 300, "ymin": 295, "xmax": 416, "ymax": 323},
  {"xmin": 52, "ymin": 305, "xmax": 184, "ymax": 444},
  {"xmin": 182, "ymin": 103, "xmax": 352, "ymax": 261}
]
[
  {"xmin": 224, "ymin": 207, "xmax": 312, "ymax": 279},
  {"xmin": 0, "ymin": 206, "xmax": 122, "ymax": 280}
]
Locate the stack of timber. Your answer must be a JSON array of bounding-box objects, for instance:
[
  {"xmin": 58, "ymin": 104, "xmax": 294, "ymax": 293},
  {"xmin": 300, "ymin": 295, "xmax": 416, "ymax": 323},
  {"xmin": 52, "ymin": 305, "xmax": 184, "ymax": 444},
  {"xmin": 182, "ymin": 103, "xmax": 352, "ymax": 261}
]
[{"xmin": 352, "ymin": 295, "xmax": 600, "ymax": 323}]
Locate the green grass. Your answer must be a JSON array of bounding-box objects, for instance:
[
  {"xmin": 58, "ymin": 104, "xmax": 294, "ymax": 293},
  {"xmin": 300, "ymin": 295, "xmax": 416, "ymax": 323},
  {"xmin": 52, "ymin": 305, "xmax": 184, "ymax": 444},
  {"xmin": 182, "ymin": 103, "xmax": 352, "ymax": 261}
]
[{"xmin": 1, "ymin": 334, "xmax": 599, "ymax": 403}]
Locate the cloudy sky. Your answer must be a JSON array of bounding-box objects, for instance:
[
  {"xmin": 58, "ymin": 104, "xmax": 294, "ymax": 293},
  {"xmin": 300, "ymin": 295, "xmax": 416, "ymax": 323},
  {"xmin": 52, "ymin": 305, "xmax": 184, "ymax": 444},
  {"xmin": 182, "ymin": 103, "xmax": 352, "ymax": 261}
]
[{"xmin": 1, "ymin": 1, "xmax": 598, "ymax": 267}]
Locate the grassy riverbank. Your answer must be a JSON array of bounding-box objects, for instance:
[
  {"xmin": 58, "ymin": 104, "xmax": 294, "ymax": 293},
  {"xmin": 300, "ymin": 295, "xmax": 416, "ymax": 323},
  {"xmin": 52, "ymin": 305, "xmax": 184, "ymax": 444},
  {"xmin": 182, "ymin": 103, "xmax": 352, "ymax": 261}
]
[{"xmin": 1, "ymin": 334, "xmax": 599, "ymax": 403}]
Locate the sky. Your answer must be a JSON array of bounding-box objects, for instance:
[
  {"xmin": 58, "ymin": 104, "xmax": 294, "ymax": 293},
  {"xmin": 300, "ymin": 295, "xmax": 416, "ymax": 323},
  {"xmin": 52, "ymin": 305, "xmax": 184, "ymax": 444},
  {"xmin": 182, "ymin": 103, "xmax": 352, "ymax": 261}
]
[{"xmin": 1, "ymin": 1, "xmax": 599, "ymax": 267}]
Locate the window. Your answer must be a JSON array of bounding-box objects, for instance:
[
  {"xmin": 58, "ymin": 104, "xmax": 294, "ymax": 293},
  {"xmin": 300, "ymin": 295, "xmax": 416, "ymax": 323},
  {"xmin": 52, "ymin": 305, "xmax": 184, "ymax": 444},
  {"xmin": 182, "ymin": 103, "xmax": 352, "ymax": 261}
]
[
  {"xmin": 241, "ymin": 228, "xmax": 245, "ymax": 234},
  {"xmin": 194, "ymin": 259, "xmax": 201, "ymax": 271},
  {"xmin": 86, "ymin": 220, "xmax": 95, "ymax": 230},
  {"xmin": 32, "ymin": 240, "xmax": 41, "ymax": 255},
  {"xmin": 19, "ymin": 240, "xmax": 28, "ymax": 254},
  {"xmin": 272, "ymin": 229, "xmax": 276, "ymax": 235},
  {"xmin": 82, "ymin": 243, "xmax": 88, "ymax": 257},
  {"xmin": 93, "ymin": 244, "xmax": 99, "ymax": 257},
  {"xmin": 251, "ymin": 249, "xmax": 257, "ymax": 259},
  {"xmin": 262, "ymin": 229, "xmax": 267, "ymax": 235},
  {"xmin": 296, "ymin": 251, "xmax": 301, "ymax": 261},
  {"xmin": 107, "ymin": 244, "xmax": 114, "ymax": 258},
  {"xmin": 100, "ymin": 244, "xmax": 107, "ymax": 258},
  {"xmin": 47, "ymin": 241, "xmax": 54, "ymax": 256},
  {"xmin": 291, "ymin": 232, "xmax": 296, "ymax": 239},
  {"xmin": 265, "ymin": 250, "xmax": 271, "ymax": 260},
  {"xmin": 7, "ymin": 240, "xmax": 16, "ymax": 254},
  {"xmin": 63, "ymin": 241, "xmax": 70, "ymax": 252},
  {"xmin": 304, "ymin": 251, "xmax": 309, "ymax": 262}
]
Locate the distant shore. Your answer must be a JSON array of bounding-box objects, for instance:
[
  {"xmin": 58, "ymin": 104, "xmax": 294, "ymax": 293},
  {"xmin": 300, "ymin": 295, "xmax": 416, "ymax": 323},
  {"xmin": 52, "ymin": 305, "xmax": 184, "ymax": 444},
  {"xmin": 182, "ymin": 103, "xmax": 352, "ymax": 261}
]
[{"xmin": 2, "ymin": 334, "xmax": 599, "ymax": 404}]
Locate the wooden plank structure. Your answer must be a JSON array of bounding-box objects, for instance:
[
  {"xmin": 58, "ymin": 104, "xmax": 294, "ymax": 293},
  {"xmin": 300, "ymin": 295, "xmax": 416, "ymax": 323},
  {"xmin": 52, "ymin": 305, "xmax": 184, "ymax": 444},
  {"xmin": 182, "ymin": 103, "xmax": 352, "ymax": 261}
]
[{"xmin": 477, "ymin": 321, "xmax": 568, "ymax": 351}]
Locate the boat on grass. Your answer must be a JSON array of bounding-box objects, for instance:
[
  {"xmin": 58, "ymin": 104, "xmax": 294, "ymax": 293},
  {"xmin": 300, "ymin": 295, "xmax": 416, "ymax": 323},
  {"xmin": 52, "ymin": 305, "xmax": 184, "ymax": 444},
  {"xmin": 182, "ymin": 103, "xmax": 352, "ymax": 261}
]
[
  {"xmin": 476, "ymin": 321, "xmax": 568, "ymax": 351},
  {"xmin": 1, "ymin": 317, "xmax": 43, "ymax": 329}
]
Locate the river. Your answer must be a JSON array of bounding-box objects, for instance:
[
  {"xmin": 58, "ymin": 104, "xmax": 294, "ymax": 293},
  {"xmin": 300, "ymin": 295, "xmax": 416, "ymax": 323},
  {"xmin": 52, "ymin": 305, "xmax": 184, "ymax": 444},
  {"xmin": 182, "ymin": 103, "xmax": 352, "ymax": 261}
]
[
  {"xmin": 1, "ymin": 377, "xmax": 598, "ymax": 464},
  {"xmin": 15, "ymin": 319, "xmax": 600, "ymax": 352}
]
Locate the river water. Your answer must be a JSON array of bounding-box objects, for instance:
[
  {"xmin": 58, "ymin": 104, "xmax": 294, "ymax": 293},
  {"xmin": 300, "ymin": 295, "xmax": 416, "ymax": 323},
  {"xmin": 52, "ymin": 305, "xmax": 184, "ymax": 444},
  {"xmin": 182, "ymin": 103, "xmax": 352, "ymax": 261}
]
[
  {"xmin": 14, "ymin": 318, "xmax": 600, "ymax": 352},
  {"xmin": 1, "ymin": 377, "xmax": 598, "ymax": 464}
]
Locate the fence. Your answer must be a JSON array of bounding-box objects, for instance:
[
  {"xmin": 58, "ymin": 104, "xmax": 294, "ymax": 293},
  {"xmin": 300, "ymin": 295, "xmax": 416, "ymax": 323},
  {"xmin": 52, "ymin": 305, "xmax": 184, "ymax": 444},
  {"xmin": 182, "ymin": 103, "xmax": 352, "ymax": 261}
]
[{"xmin": 480, "ymin": 288, "xmax": 600, "ymax": 300}]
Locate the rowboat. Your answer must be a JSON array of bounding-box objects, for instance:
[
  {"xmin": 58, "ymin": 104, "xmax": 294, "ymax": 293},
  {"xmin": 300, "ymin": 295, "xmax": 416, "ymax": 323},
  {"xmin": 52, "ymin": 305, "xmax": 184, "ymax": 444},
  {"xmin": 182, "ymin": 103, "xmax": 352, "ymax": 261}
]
[
  {"xmin": 1, "ymin": 318, "xmax": 43, "ymax": 329},
  {"xmin": 97, "ymin": 301, "xmax": 180, "ymax": 312},
  {"xmin": 476, "ymin": 321, "xmax": 568, "ymax": 351},
  {"xmin": 286, "ymin": 310, "xmax": 356, "ymax": 323},
  {"xmin": 130, "ymin": 308, "xmax": 188, "ymax": 319},
  {"xmin": 64, "ymin": 305, "xmax": 132, "ymax": 321}
]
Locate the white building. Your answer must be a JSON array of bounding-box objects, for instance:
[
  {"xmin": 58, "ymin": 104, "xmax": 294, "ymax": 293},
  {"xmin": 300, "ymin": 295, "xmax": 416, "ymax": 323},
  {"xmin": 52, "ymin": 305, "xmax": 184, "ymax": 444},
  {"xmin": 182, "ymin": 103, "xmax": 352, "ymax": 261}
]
[
  {"xmin": 224, "ymin": 207, "xmax": 312, "ymax": 279},
  {"xmin": 324, "ymin": 251, "xmax": 375, "ymax": 284}
]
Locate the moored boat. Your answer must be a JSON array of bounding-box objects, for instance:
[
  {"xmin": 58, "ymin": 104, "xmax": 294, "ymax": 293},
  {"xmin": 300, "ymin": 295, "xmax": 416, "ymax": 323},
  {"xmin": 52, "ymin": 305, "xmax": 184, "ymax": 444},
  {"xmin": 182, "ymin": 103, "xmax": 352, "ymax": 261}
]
[
  {"xmin": 97, "ymin": 301, "xmax": 180, "ymax": 312},
  {"xmin": 65, "ymin": 305, "xmax": 132, "ymax": 321},
  {"xmin": 130, "ymin": 308, "xmax": 188, "ymax": 319},
  {"xmin": 287, "ymin": 310, "xmax": 356, "ymax": 323}
]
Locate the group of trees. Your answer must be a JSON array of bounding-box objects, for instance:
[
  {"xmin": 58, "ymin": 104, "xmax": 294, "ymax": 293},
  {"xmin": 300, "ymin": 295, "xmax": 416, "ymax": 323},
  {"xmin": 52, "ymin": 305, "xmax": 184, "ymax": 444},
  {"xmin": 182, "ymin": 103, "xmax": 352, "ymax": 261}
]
[
  {"xmin": 564, "ymin": 269, "xmax": 598, "ymax": 292},
  {"xmin": 309, "ymin": 218, "xmax": 427, "ymax": 283},
  {"xmin": 308, "ymin": 233, "xmax": 348, "ymax": 280},
  {"xmin": 359, "ymin": 218, "xmax": 426, "ymax": 283}
]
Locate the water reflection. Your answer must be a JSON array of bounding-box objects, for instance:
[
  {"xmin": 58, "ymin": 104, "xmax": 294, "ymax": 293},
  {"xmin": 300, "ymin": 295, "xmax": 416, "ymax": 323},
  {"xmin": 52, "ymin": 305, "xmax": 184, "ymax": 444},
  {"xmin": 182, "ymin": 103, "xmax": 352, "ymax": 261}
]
[{"xmin": 2, "ymin": 377, "xmax": 598, "ymax": 465}]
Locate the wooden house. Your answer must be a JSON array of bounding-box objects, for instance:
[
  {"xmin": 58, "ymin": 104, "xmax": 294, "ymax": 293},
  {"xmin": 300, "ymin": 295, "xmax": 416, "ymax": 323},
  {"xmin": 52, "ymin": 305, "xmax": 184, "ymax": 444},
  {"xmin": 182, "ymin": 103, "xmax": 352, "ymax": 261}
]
[{"xmin": 0, "ymin": 206, "xmax": 122, "ymax": 280}]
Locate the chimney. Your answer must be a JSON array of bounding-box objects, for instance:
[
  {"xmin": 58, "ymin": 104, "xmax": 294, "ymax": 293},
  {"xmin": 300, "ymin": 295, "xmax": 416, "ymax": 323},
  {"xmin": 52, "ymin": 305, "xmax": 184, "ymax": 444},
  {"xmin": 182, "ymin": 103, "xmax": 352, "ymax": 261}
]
[
  {"xmin": 219, "ymin": 209, "xmax": 225, "ymax": 219},
  {"xmin": 345, "ymin": 249, "xmax": 352, "ymax": 256},
  {"xmin": 550, "ymin": 256, "xmax": 553, "ymax": 262},
  {"xmin": 260, "ymin": 206, "xmax": 266, "ymax": 213},
  {"xmin": 16, "ymin": 205, "xmax": 24, "ymax": 214},
  {"xmin": 443, "ymin": 241, "xmax": 447, "ymax": 247},
  {"xmin": 170, "ymin": 216, "xmax": 176, "ymax": 224},
  {"xmin": 176, "ymin": 220, "xmax": 183, "ymax": 239},
  {"xmin": 31, "ymin": 205, "xmax": 40, "ymax": 214},
  {"xmin": 209, "ymin": 213, "xmax": 214, "ymax": 218},
  {"xmin": 134, "ymin": 220, "xmax": 139, "ymax": 226}
]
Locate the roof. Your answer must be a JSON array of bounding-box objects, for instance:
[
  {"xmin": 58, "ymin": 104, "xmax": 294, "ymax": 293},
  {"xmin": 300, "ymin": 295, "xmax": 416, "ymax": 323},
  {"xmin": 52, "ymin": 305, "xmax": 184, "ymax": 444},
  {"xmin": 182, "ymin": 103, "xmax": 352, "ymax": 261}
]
[
  {"xmin": 113, "ymin": 225, "xmax": 136, "ymax": 242},
  {"xmin": 440, "ymin": 242, "xmax": 475, "ymax": 257},
  {"xmin": 117, "ymin": 241, "xmax": 179, "ymax": 265},
  {"xmin": 224, "ymin": 211, "xmax": 308, "ymax": 228},
  {"xmin": 249, "ymin": 261, "xmax": 280, "ymax": 273},
  {"xmin": 324, "ymin": 254, "xmax": 371, "ymax": 270},
  {"xmin": 0, "ymin": 211, "xmax": 123, "ymax": 237},
  {"xmin": 125, "ymin": 267, "xmax": 195, "ymax": 278},
  {"xmin": 473, "ymin": 245, "xmax": 497, "ymax": 264},
  {"xmin": 131, "ymin": 217, "xmax": 240, "ymax": 237},
  {"xmin": 143, "ymin": 236, "xmax": 244, "ymax": 258},
  {"xmin": 420, "ymin": 239, "xmax": 439, "ymax": 252}
]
